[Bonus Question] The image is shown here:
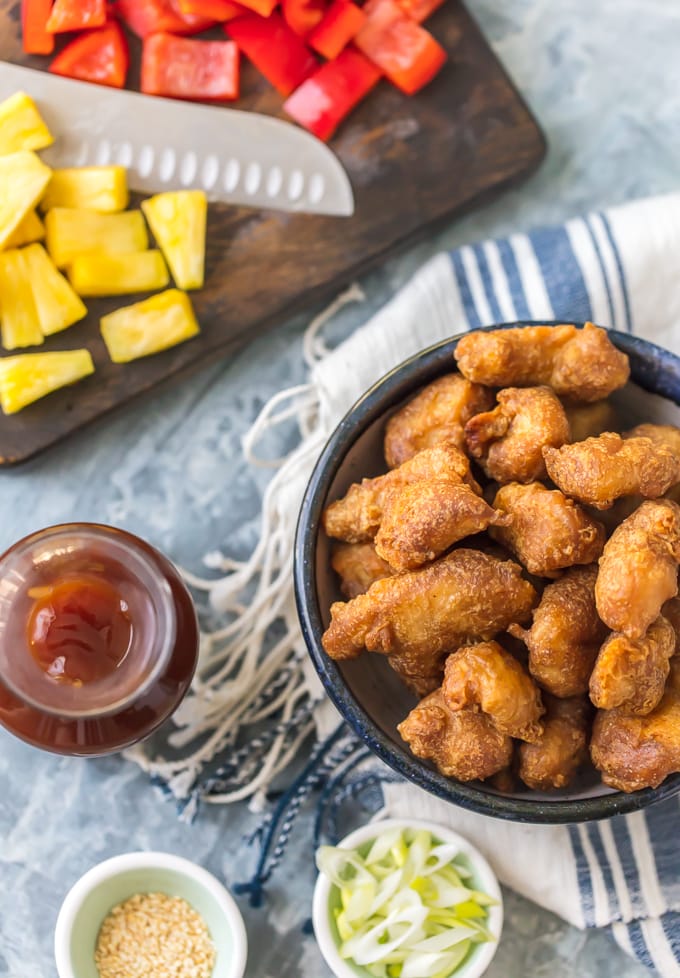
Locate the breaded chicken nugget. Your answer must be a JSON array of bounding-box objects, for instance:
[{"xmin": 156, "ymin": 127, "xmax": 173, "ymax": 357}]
[
  {"xmin": 323, "ymin": 444, "xmax": 480, "ymax": 543},
  {"xmin": 543, "ymin": 432, "xmax": 680, "ymax": 509},
  {"xmin": 589, "ymin": 616, "xmax": 676, "ymax": 715},
  {"xmin": 397, "ymin": 688, "xmax": 513, "ymax": 781},
  {"xmin": 464, "ymin": 386, "xmax": 570, "ymax": 484},
  {"xmin": 375, "ymin": 481, "xmax": 509, "ymax": 572},
  {"xmin": 591, "ymin": 660, "xmax": 680, "ymax": 792},
  {"xmin": 384, "ymin": 373, "xmax": 494, "ymax": 468},
  {"xmin": 595, "ymin": 499, "xmax": 680, "ymax": 639},
  {"xmin": 490, "ymin": 482, "xmax": 606, "ymax": 576},
  {"xmin": 454, "ymin": 323, "xmax": 629, "ymax": 402},
  {"xmin": 331, "ymin": 542, "xmax": 393, "ymax": 599},
  {"xmin": 519, "ymin": 695, "xmax": 592, "ymax": 791},
  {"xmin": 442, "ymin": 640, "xmax": 545, "ymax": 742},
  {"xmin": 564, "ymin": 400, "xmax": 620, "ymax": 443},
  {"xmin": 322, "ymin": 549, "xmax": 537, "ymax": 696},
  {"xmin": 662, "ymin": 596, "xmax": 680, "ymax": 652},
  {"xmin": 509, "ymin": 565, "xmax": 607, "ymax": 697},
  {"xmin": 626, "ymin": 423, "xmax": 680, "ymax": 455}
]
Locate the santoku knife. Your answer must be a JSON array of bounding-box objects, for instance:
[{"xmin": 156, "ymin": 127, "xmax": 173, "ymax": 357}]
[{"xmin": 0, "ymin": 62, "xmax": 354, "ymax": 217}]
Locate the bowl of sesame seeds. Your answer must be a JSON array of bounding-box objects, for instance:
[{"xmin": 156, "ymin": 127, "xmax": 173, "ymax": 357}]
[{"xmin": 54, "ymin": 851, "xmax": 247, "ymax": 978}]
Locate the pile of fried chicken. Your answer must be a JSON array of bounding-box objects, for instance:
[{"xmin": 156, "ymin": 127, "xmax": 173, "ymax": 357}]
[{"xmin": 320, "ymin": 323, "xmax": 680, "ymax": 795}]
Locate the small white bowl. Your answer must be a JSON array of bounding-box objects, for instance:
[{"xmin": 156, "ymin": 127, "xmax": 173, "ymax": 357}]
[
  {"xmin": 54, "ymin": 851, "xmax": 248, "ymax": 978},
  {"xmin": 313, "ymin": 818, "xmax": 503, "ymax": 978}
]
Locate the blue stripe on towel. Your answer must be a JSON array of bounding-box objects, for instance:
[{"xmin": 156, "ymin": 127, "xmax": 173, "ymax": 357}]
[
  {"xmin": 600, "ymin": 211, "xmax": 634, "ymax": 333},
  {"xmin": 587, "ymin": 823, "xmax": 620, "ymax": 920},
  {"xmin": 644, "ymin": 798, "xmax": 680, "ymax": 894},
  {"xmin": 568, "ymin": 824, "xmax": 596, "ymax": 926},
  {"xmin": 450, "ymin": 250, "xmax": 482, "ymax": 328},
  {"xmin": 627, "ymin": 919, "xmax": 655, "ymax": 970},
  {"xmin": 497, "ymin": 239, "xmax": 531, "ymax": 319},
  {"xmin": 611, "ymin": 817, "xmax": 647, "ymax": 918},
  {"xmin": 472, "ymin": 243, "xmax": 504, "ymax": 323},
  {"xmin": 528, "ymin": 225, "xmax": 592, "ymax": 322},
  {"xmin": 585, "ymin": 216, "xmax": 616, "ymax": 326},
  {"xmin": 661, "ymin": 912, "xmax": 680, "ymax": 958}
]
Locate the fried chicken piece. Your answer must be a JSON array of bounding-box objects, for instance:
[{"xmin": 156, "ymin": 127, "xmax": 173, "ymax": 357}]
[
  {"xmin": 442, "ymin": 640, "xmax": 545, "ymax": 742},
  {"xmin": 595, "ymin": 499, "xmax": 680, "ymax": 639},
  {"xmin": 384, "ymin": 373, "xmax": 494, "ymax": 468},
  {"xmin": 508, "ymin": 565, "xmax": 607, "ymax": 697},
  {"xmin": 662, "ymin": 597, "xmax": 680, "ymax": 653},
  {"xmin": 591, "ymin": 659, "xmax": 680, "ymax": 792},
  {"xmin": 454, "ymin": 323, "xmax": 629, "ymax": 402},
  {"xmin": 564, "ymin": 400, "xmax": 619, "ymax": 443},
  {"xmin": 543, "ymin": 433, "xmax": 680, "ymax": 510},
  {"xmin": 490, "ymin": 482, "xmax": 606, "ymax": 576},
  {"xmin": 323, "ymin": 444, "xmax": 481, "ymax": 543},
  {"xmin": 322, "ymin": 549, "xmax": 537, "ymax": 696},
  {"xmin": 519, "ymin": 695, "xmax": 592, "ymax": 791},
  {"xmin": 331, "ymin": 542, "xmax": 393, "ymax": 599},
  {"xmin": 374, "ymin": 481, "xmax": 509, "ymax": 572},
  {"xmin": 464, "ymin": 386, "xmax": 570, "ymax": 484},
  {"xmin": 397, "ymin": 688, "xmax": 513, "ymax": 781},
  {"xmin": 589, "ymin": 616, "xmax": 676, "ymax": 715},
  {"xmin": 626, "ymin": 423, "xmax": 680, "ymax": 456}
]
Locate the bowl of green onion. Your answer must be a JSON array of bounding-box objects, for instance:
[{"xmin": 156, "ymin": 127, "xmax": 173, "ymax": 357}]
[{"xmin": 313, "ymin": 818, "xmax": 503, "ymax": 978}]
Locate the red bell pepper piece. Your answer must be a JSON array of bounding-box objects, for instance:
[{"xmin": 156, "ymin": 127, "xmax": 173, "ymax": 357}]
[
  {"xmin": 283, "ymin": 46, "xmax": 381, "ymax": 141},
  {"xmin": 177, "ymin": 0, "xmax": 247, "ymax": 18},
  {"xmin": 354, "ymin": 0, "xmax": 446, "ymax": 94},
  {"xmin": 113, "ymin": 0, "xmax": 214, "ymax": 37},
  {"xmin": 49, "ymin": 21, "xmax": 129, "ymax": 88},
  {"xmin": 228, "ymin": 0, "xmax": 277, "ymax": 17},
  {"xmin": 46, "ymin": 0, "xmax": 106, "ymax": 32},
  {"xmin": 226, "ymin": 13, "xmax": 318, "ymax": 97},
  {"xmin": 308, "ymin": 0, "xmax": 365, "ymax": 59},
  {"xmin": 141, "ymin": 33, "xmax": 239, "ymax": 101},
  {"xmin": 395, "ymin": 0, "xmax": 445, "ymax": 22},
  {"xmin": 281, "ymin": 0, "xmax": 326, "ymax": 36},
  {"xmin": 21, "ymin": 0, "xmax": 54, "ymax": 54}
]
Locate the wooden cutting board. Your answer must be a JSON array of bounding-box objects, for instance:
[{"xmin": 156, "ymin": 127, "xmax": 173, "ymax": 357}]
[{"xmin": 0, "ymin": 1, "xmax": 545, "ymax": 464}]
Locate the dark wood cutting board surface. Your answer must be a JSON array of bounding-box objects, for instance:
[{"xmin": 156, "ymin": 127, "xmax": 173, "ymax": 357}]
[{"xmin": 0, "ymin": 1, "xmax": 545, "ymax": 465}]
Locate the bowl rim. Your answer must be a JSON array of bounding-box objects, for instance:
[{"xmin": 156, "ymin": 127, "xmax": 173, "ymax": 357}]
[
  {"xmin": 312, "ymin": 816, "xmax": 503, "ymax": 978},
  {"xmin": 53, "ymin": 850, "xmax": 248, "ymax": 978},
  {"xmin": 294, "ymin": 321, "xmax": 680, "ymax": 824}
]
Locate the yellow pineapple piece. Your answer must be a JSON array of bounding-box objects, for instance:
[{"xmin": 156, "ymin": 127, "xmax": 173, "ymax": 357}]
[
  {"xmin": 0, "ymin": 151, "xmax": 52, "ymax": 249},
  {"xmin": 0, "ymin": 349, "xmax": 94, "ymax": 414},
  {"xmin": 23, "ymin": 244, "xmax": 87, "ymax": 336},
  {"xmin": 44, "ymin": 207, "xmax": 148, "ymax": 268},
  {"xmin": 101, "ymin": 289, "xmax": 200, "ymax": 363},
  {"xmin": 0, "ymin": 249, "xmax": 43, "ymax": 350},
  {"xmin": 0, "ymin": 92, "xmax": 53, "ymax": 155},
  {"xmin": 41, "ymin": 166, "xmax": 129, "ymax": 213},
  {"xmin": 68, "ymin": 251, "xmax": 169, "ymax": 297},
  {"xmin": 141, "ymin": 190, "xmax": 207, "ymax": 290},
  {"xmin": 3, "ymin": 210, "xmax": 45, "ymax": 249}
]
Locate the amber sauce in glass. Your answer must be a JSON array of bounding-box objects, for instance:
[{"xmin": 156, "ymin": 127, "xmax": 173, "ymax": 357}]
[{"xmin": 0, "ymin": 524, "xmax": 199, "ymax": 756}]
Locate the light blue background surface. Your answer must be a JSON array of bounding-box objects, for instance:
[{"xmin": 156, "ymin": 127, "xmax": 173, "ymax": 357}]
[{"xmin": 2, "ymin": 2, "xmax": 679, "ymax": 975}]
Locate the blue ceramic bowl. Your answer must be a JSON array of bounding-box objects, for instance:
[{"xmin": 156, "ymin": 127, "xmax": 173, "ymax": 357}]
[{"xmin": 294, "ymin": 322, "xmax": 680, "ymax": 823}]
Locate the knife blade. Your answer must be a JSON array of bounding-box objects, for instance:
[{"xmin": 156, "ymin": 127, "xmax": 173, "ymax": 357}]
[{"xmin": 0, "ymin": 62, "xmax": 354, "ymax": 217}]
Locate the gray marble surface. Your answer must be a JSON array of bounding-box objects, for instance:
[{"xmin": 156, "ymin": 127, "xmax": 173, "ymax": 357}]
[{"xmin": 1, "ymin": 1, "xmax": 678, "ymax": 975}]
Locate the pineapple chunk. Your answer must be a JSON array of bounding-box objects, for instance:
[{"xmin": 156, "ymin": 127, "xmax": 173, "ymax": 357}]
[
  {"xmin": 101, "ymin": 290, "xmax": 200, "ymax": 363},
  {"xmin": 3, "ymin": 210, "xmax": 45, "ymax": 249},
  {"xmin": 41, "ymin": 166, "xmax": 129, "ymax": 213},
  {"xmin": 0, "ymin": 151, "xmax": 52, "ymax": 249},
  {"xmin": 44, "ymin": 208, "xmax": 148, "ymax": 268},
  {"xmin": 0, "ymin": 249, "xmax": 43, "ymax": 350},
  {"xmin": 23, "ymin": 244, "xmax": 87, "ymax": 336},
  {"xmin": 0, "ymin": 92, "xmax": 53, "ymax": 155},
  {"xmin": 68, "ymin": 251, "xmax": 169, "ymax": 297},
  {"xmin": 0, "ymin": 349, "xmax": 94, "ymax": 414},
  {"xmin": 141, "ymin": 190, "xmax": 207, "ymax": 290}
]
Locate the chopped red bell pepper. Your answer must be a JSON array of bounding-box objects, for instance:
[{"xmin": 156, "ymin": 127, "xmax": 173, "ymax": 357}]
[
  {"xmin": 281, "ymin": 0, "xmax": 326, "ymax": 36},
  {"xmin": 21, "ymin": 0, "xmax": 54, "ymax": 55},
  {"xmin": 395, "ymin": 0, "xmax": 445, "ymax": 22},
  {"xmin": 283, "ymin": 46, "xmax": 381, "ymax": 141},
  {"xmin": 46, "ymin": 0, "xmax": 106, "ymax": 32},
  {"xmin": 225, "ymin": 13, "xmax": 318, "ymax": 97},
  {"xmin": 49, "ymin": 21, "xmax": 129, "ymax": 88},
  {"xmin": 113, "ymin": 0, "xmax": 215, "ymax": 37},
  {"xmin": 354, "ymin": 0, "xmax": 446, "ymax": 94},
  {"xmin": 176, "ymin": 0, "xmax": 247, "ymax": 18},
  {"xmin": 141, "ymin": 33, "xmax": 239, "ymax": 101},
  {"xmin": 227, "ymin": 0, "xmax": 278, "ymax": 18},
  {"xmin": 308, "ymin": 0, "xmax": 365, "ymax": 59}
]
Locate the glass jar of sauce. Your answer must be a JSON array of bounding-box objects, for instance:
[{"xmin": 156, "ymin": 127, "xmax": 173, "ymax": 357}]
[{"xmin": 0, "ymin": 523, "xmax": 199, "ymax": 756}]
